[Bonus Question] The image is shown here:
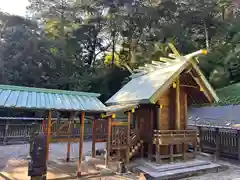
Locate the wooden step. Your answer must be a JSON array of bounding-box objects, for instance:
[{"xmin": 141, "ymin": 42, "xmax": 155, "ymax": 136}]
[{"xmin": 129, "ymin": 140, "xmax": 144, "ymax": 158}]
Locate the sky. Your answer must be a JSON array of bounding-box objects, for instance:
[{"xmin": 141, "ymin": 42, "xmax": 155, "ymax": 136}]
[{"xmin": 0, "ymin": 0, "xmax": 29, "ymax": 16}]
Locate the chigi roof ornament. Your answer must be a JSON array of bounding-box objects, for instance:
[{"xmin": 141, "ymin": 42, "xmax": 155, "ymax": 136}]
[{"xmin": 130, "ymin": 43, "xmax": 207, "ymax": 79}]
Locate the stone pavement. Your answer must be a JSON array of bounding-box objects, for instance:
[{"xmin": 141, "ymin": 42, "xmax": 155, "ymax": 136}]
[{"xmin": 182, "ymin": 160, "xmax": 240, "ymax": 180}]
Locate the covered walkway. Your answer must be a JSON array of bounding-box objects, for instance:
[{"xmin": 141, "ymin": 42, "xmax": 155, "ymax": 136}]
[{"xmin": 0, "ymin": 84, "xmax": 108, "ymax": 178}]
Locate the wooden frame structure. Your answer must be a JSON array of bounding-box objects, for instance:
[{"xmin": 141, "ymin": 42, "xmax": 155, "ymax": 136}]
[
  {"xmin": 102, "ymin": 46, "xmax": 219, "ymax": 165},
  {"xmin": 0, "ymin": 84, "xmax": 111, "ymax": 178}
]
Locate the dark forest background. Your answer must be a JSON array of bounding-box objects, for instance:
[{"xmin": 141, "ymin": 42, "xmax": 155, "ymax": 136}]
[{"xmin": 1, "ymin": 0, "xmax": 240, "ymax": 107}]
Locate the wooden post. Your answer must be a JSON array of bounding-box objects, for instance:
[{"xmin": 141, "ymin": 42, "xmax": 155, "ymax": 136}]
[
  {"xmin": 169, "ymin": 144, "xmax": 173, "ymax": 163},
  {"xmin": 156, "ymin": 138, "xmax": 161, "ymax": 164},
  {"xmin": 182, "ymin": 129, "xmax": 186, "ymax": 161},
  {"xmin": 46, "ymin": 110, "xmax": 52, "ymax": 162},
  {"xmin": 92, "ymin": 119, "xmax": 96, "ymax": 158},
  {"xmin": 66, "ymin": 116, "xmax": 73, "ymax": 162},
  {"xmin": 3, "ymin": 120, "xmax": 9, "ymax": 145},
  {"xmin": 184, "ymin": 93, "xmax": 188, "ymax": 129},
  {"xmin": 141, "ymin": 144, "xmax": 144, "ymax": 158},
  {"xmin": 157, "ymin": 106, "xmax": 161, "ymax": 132},
  {"xmin": 182, "ymin": 143, "xmax": 186, "ymax": 160},
  {"xmin": 176, "ymin": 78, "xmax": 181, "ymax": 130},
  {"xmin": 215, "ymin": 128, "xmax": 220, "ymax": 159},
  {"xmin": 237, "ymin": 130, "xmax": 240, "ymax": 161},
  {"xmin": 198, "ymin": 126, "xmax": 202, "ymax": 152},
  {"xmin": 105, "ymin": 117, "xmax": 112, "ymax": 167},
  {"xmin": 148, "ymin": 108, "xmax": 153, "ymax": 161},
  {"xmin": 77, "ymin": 112, "xmax": 85, "ymax": 177},
  {"xmin": 126, "ymin": 112, "xmax": 131, "ymax": 163}
]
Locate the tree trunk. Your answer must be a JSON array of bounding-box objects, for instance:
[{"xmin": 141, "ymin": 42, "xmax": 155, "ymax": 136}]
[{"xmin": 204, "ymin": 21, "xmax": 209, "ymax": 50}]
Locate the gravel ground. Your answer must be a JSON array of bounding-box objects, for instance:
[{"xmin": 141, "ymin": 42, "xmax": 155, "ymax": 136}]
[
  {"xmin": 0, "ymin": 143, "xmax": 240, "ymax": 180},
  {"xmin": 0, "ymin": 141, "xmax": 105, "ymax": 171}
]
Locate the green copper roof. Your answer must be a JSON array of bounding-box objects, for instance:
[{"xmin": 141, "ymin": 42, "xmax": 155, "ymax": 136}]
[{"xmin": 0, "ymin": 84, "xmax": 106, "ymax": 112}]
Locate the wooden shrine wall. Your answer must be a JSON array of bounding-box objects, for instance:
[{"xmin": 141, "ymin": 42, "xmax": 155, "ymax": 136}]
[
  {"xmin": 156, "ymin": 87, "xmax": 188, "ymax": 154},
  {"xmin": 158, "ymin": 89, "xmax": 170, "ymax": 130},
  {"xmin": 157, "ymin": 89, "xmax": 170, "ymax": 154},
  {"xmin": 134, "ymin": 107, "xmax": 151, "ymax": 142}
]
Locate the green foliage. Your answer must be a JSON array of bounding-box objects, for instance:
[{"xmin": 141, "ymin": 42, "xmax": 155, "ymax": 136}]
[{"xmin": 0, "ymin": 0, "xmax": 240, "ymax": 102}]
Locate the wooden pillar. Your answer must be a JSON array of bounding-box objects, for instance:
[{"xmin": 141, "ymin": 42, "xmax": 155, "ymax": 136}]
[
  {"xmin": 183, "ymin": 92, "xmax": 188, "ymax": 159},
  {"xmin": 198, "ymin": 126, "xmax": 202, "ymax": 152},
  {"xmin": 169, "ymin": 144, "xmax": 173, "ymax": 163},
  {"xmin": 193, "ymin": 135, "xmax": 197, "ymax": 158},
  {"xmin": 148, "ymin": 108, "xmax": 153, "ymax": 161},
  {"xmin": 77, "ymin": 112, "xmax": 85, "ymax": 177},
  {"xmin": 3, "ymin": 120, "xmax": 9, "ymax": 145},
  {"xmin": 157, "ymin": 106, "xmax": 161, "ymax": 132},
  {"xmin": 46, "ymin": 110, "xmax": 52, "ymax": 162},
  {"xmin": 156, "ymin": 138, "xmax": 161, "ymax": 164},
  {"xmin": 182, "ymin": 143, "xmax": 186, "ymax": 161},
  {"xmin": 66, "ymin": 116, "xmax": 72, "ymax": 162},
  {"xmin": 176, "ymin": 78, "xmax": 181, "ymax": 154},
  {"xmin": 215, "ymin": 128, "xmax": 220, "ymax": 159},
  {"xmin": 126, "ymin": 112, "xmax": 131, "ymax": 163},
  {"xmin": 92, "ymin": 119, "xmax": 96, "ymax": 158},
  {"xmin": 105, "ymin": 117, "xmax": 112, "ymax": 167},
  {"xmin": 176, "ymin": 78, "xmax": 181, "ymax": 130},
  {"xmin": 184, "ymin": 93, "xmax": 188, "ymax": 129}
]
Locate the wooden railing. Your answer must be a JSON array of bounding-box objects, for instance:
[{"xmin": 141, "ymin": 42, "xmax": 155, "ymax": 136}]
[
  {"xmin": 152, "ymin": 129, "xmax": 198, "ymax": 163},
  {"xmin": 153, "ymin": 130, "xmax": 197, "ymax": 145},
  {"xmin": 111, "ymin": 122, "xmax": 128, "ymax": 149},
  {"xmin": 95, "ymin": 120, "xmax": 108, "ymax": 142},
  {"xmin": 130, "ymin": 129, "xmax": 140, "ymax": 147},
  {"xmin": 189, "ymin": 125, "xmax": 240, "ymax": 160},
  {"xmin": 0, "ymin": 123, "xmax": 42, "ymax": 144},
  {"xmin": 0, "ymin": 121, "xmax": 93, "ymax": 144}
]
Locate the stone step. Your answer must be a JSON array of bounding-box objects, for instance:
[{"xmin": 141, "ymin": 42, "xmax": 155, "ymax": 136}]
[
  {"xmin": 135, "ymin": 159, "xmax": 211, "ymax": 172},
  {"xmin": 141, "ymin": 163, "xmax": 224, "ymax": 180}
]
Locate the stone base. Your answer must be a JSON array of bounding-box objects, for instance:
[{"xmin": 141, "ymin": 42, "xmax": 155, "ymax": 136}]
[{"xmin": 129, "ymin": 159, "xmax": 228, "ymax": 180}]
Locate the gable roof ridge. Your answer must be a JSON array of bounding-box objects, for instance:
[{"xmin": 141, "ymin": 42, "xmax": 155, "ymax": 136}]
[{"xmin": 106, "ymin": 49, "xmax": 217, "ymax": 105}]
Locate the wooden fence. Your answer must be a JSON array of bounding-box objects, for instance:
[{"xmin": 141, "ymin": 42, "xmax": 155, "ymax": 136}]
[
  {"xmin": 0, "ymin": 119, "xmax": 93, "ymax": 145},
  {"xmin": 189, "ymin": 124, "xmax": 240, "ymax": 160},
  {"xmin": 1, "ymin": 119, "xmax": 240, "ymax": 161}
]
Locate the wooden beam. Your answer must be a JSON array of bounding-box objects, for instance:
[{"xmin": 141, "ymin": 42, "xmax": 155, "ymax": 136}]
[
  {"xmin": 112, "ymin": 121, "xmax": 128, "ymax": 126},
  {"xmin": 95, "ymin": 139, "xmax": 107, "ymax": 143},
  {"xmin": 77, "ymin": 112, "xmax": 85, "ymax": 177},
  {"xmin": 105, "ymin": 117, "xmax": 112, "ymax": 167},
  {"xmin": 51, "ymin": 137, "xmax": 80, "ymax": 143},
  {"xmin": 46, "ymin": 110, "xmax": 52, "ymax": 162},
  {"xmin": 180, "ymin": 84, "xmax": 198, "ymax": 89},
  {"xmin": 126, "ymin": 112, "xmax": 131, "ymax": 163},
  {"xmin": 92, "ymin": 119, "xmax": 96, "ymax": 158},
  {"xmin": 189, "ymin": 72, "xmax": 212, "ymax": 103}
]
